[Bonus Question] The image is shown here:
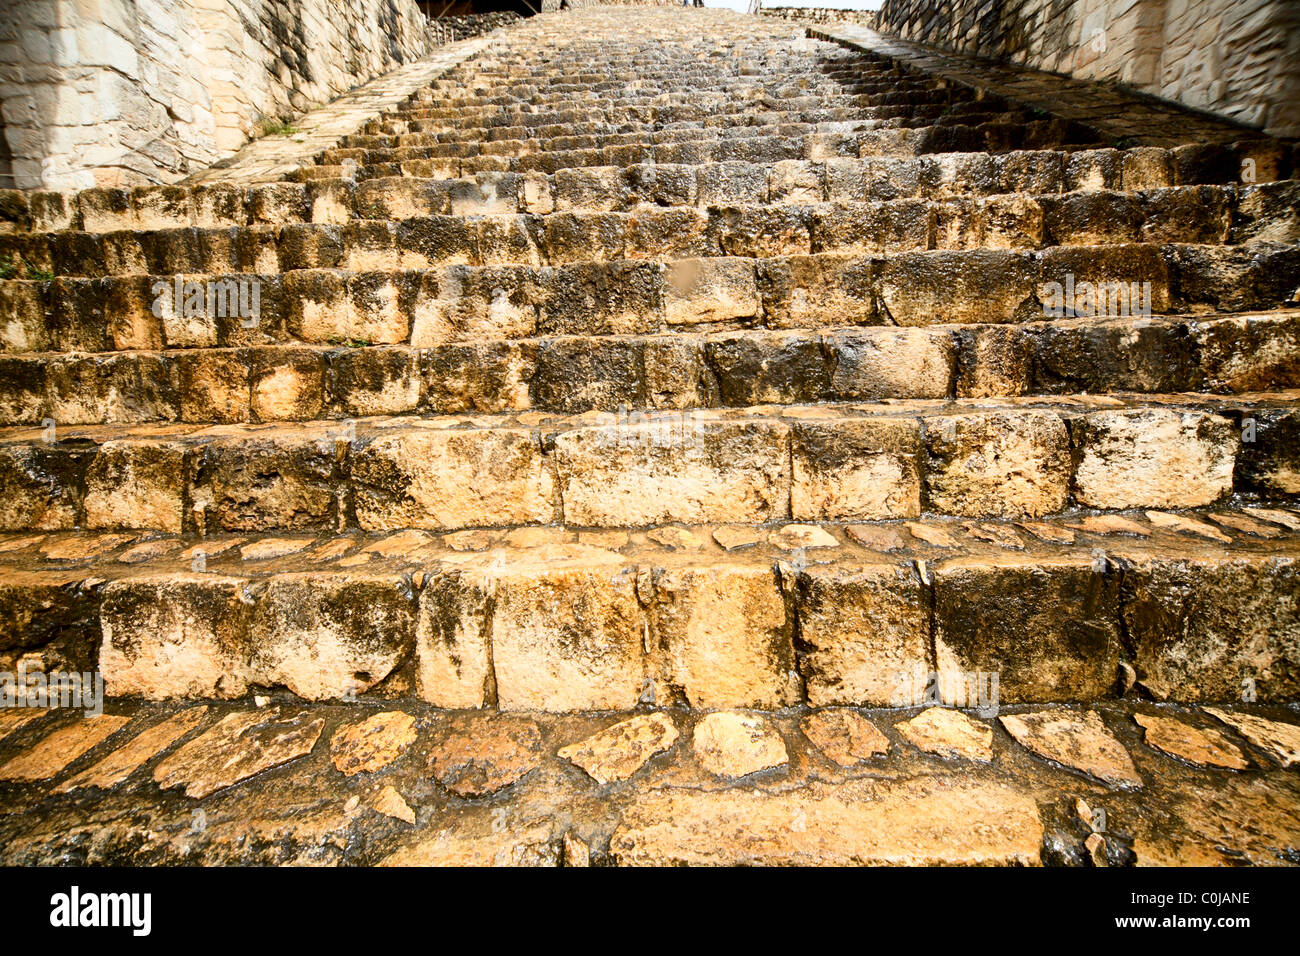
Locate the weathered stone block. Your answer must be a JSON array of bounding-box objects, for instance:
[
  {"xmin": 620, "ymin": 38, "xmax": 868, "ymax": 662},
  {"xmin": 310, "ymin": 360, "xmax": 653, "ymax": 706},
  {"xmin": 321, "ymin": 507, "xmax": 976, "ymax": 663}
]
[{"xmin": 792, "ymin": 418, "xmax": 921, "ymax": 520}]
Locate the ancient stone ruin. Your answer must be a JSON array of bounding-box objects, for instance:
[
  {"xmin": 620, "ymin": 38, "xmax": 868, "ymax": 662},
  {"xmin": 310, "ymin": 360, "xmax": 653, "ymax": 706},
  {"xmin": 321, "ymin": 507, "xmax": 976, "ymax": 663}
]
[{"xmin": 0, "ymin": 1, "xmax": 1297, "ymax": 868}]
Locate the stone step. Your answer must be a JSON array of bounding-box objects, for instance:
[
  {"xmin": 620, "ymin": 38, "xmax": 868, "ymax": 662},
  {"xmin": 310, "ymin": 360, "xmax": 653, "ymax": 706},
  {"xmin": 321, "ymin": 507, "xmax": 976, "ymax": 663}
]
[
  {"xmin": 2, "ymin": 307, "xmax": 1297, "ymax": 417},
  {"xmin": 1, "ymin": 508, "xmax": 1298, "ymax": 708},
  {"xmin": 3, "ymin": 241, "xmax": 1296, "ymax": 346},
  {"xmin": 9, "ymin": 185, "xmax": 1297, "ymax": 280},
  {"xmin": 3, "ymin": 697, "xmax": 1297, "ymax": 865},
  {"xmin": 0, "ymin": 395, "xmax": 1295, "ymax": 535},
  {"xmin": 313, "ymin": 118, "xmax": 1101, "ymax": 176},
  {"xmin": 13, "ymin": 145, "xmax": 1286, "ymax": 236}
]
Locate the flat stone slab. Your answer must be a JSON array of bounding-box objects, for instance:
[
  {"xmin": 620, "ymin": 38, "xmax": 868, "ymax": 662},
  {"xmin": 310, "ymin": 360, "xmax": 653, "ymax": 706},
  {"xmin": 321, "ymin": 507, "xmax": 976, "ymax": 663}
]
[
  {"xmin": 610, "ymin": 777, "xmax": 1043, "ymax": 866},
  {"xmin": 427, "ymin": 715, "xmax": 542, "ymax": 796},
  {"xmin": 557, "ymin": 713, "xmax": 679, "ymax": 784},
  {"xmin": 1134, "ymin": 712, "xmax": 1249, "ymax": 770},
  {"xmin": 55, "ymin": 706, "xmax": 208, "ymax": 792},
  {"xmin": 0, "ymin": 716, "xmax": 131, "ymax": 783},
  {"xmin": 801, "ymin": 708, "xmax": 889, "ymax": 766},
  {"xmin": 330, "ymin": 710, "xmax": 418, "ymax": 776},
  {"xmin": 1205, "ymin": 708, "xmax": 1300, "ymax": 768},
  {"xmin": 1000, "ymin": 709, "xmax": 1143, "ymax": 788},
  {"xmin": 153, "ymin": 707, "xmax": 324, "ymax": 798},
  {"xmin": 693, "ymin": 711, "xmax": 788, "ymax": 779},
  {"xmin": 896, "ymin": 707, "xmax": 994, "ymax": 762}
]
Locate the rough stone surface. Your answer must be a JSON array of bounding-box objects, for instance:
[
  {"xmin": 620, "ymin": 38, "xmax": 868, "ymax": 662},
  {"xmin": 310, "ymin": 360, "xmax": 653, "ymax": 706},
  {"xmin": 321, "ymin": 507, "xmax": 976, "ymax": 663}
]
[
  {"xmin": 1000, "ymin": 710, "xmax": 1142, "ymax": 788},
  {"xmin": 330, "ymin": 710, "xmax": 418, "ymax": 776},
  {"xmin": 1204, "ymin": 708, "xmax": 1300, "ymax": 768},
  {"xmin": 1134, "ymin": 712, "xmax": 1249, "ymax": 770},
  {"xmin": 427, "ymin": 716, "xmax": 542, "ymax": 796},
  {"xmin": 896, "ymin": 707, "xmax": 994, "ymax": 762},
  {"xmin": 55, "ymin": 707, "xmax": 208, "ymax": 792},
  {"xmin": 800, "ymin": 709, "xmax": 889, "ymax": 766},
  {"xmin": 0, "ymin": 715, "xmax": 130, "ymax": 783},
  {"xmin": 153, "ymin": 707, "xmax": 324, "ymax": 798},
  {"xmin": 692, "ymin": 711, "xmax": 788, "ymax": 779},
  {"xmin": 557, "ymin": 713, "xmax": 679, "ymax": 784}
]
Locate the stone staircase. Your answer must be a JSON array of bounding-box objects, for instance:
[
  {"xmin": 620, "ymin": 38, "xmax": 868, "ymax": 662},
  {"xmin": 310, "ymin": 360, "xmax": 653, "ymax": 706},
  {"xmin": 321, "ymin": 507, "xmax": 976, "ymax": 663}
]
[{"xmin": 0, "ymin": 7, "xmax": 1298, "ymax": 865}]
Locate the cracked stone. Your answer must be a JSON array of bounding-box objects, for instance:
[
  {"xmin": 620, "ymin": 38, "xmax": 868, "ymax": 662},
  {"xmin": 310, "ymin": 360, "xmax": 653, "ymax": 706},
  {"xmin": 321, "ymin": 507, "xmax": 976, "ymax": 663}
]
[
  {"xmin": 896, "ymin": 707, "xmax": 993, "ymax": 762},
  {"xmin": 153, "ymin": 707, "xmax": 325, "ymax": 798},
  {"xmin": 557, "ymin": 712, "xmax": 679, "ymax": 783},
  {"xmin": 1204, "ymin": 708, "xmax": 1300, "ymax": 767},
  {"xmin": 55, "ymin": 706, "xmax": 208, "ymax": 792},
  {"xmin": 844, "ymin": 524, "xmax": 908, "ymax": 551},
  {"xmin": 647, "ymin": 527, "xmax": 704, "ymax": 550},
  {"xmin": 906, "ymin": 522, "xmax": 959, "ymax": 547},
  {"xmin": 240, "ymin": 537, "xmax": 315, "ymax": 561},
  {"xmin": 1016, "ymin": 521, "xmax": 1075, "ymax": 543},
  {"xmin": 1066, "ymin": 515, "xmax": 1149, "ymax": 536}
]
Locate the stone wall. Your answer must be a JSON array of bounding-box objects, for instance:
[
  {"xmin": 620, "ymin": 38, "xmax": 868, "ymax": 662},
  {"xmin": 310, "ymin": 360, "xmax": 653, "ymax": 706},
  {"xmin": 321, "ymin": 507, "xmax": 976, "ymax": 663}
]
[
  {"xmin": 0, "ymin": 0, "xmax": 475, "ymax": 191},
  {"xmin": 872, "ymin": 0, "xmax": 1300, "ymax": 139}
]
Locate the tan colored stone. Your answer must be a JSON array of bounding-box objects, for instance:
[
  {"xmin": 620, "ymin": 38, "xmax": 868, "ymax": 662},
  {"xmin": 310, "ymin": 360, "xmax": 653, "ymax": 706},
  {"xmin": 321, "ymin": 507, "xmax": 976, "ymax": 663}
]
[
  {"xmin": 1134, "ymin": 712, "xmax": 1249, "ymax": 770},
  {"xmin": 844, "ymin": 524, "xmax": 908, "ymax": 551},
  {"xmin": 1242, "ymin": 507, "xmax": 1300, "ymax": 531},
  {"xmin": 55, "ymin": 707, "xmax": 208, "ymax": 792},
  {"xmin": 1066, "ymin": 515, "xmax": 1150, "ymax": 536},
  {"xmin": 330, "ymin": 710, "xmax": 417, "ymax": 776},
  {"xmin": 651, "ymin": 564, "xmax": 798, "ymax": 709},
  {"xmin": 153, "ymin": 708, "xmax": 324, "ymax": 798},
  {"xmin": 610, "ymin": 777, "xmax": 1042, "ymax": 865},
  {"xmin": 1144, "ymin": 511, "xmax": 1231, "ymax": 541},
  {"xmin": 665, "ymin": 257, "xmax": 759, "ymax": 325},
  {"xmin": 427, "ymin": 715, "xmax": 542, "ymax": 796},
  {"xmin": 713, "ymin": 526, "xmax": 764, "ymax": 551},
  {"xmin": 796, "ymin": 562, "xmax": 930, "ymax": 707},
  {"xmin": 1016, "ymin": 521, "xmax": 1075, "ymax": 543},
  {"xmin": 1073, "ymin": 410, "xmax": 1235, "ymax": 509},
  {"xmin": 906, "ymin": 522, "xmax": 959, "ymax": 547},
  {"xmin": 768, "ymin": 524, "xmax": 838, "ymax": 550},
  {"xmin": 963, "ymin": 522, "xmax": 1024, "ymax": 549},
  {"xmin": 117, "ymin": 540, "xmax": 183, "ymax": 563},
  {"xmin": 924, "ymin": 412, "xmax": 1070, "ymax": 517},
  {"xmin": 578, "ymin": 530, "xmax": 628, "ymax": 550},
  {"xmin": 792, "ymin": 419, "xmax": 921, "ymax": 520},
  {"xmin": 552, "ymin": 420, "xmax": 788, "ymax": 526},
  {"xmin": 1085, "ymin": 832, "xmax": 1108, "ymax": 866},
  {"xmin": 0, "ymin": 716, "xmax": 131, "ymax": 783},
  {"xmin": 562, "ymin": 831, "xmax": 590, "ymax": 867},
  {"xmin": 40, "ymin": 534, "xmax": 134, "ymax": 560},
  {"xmin": 692, "ymin": 711, "xmax": 788, "ymax": 779},
  {"xmin": 443, "ymin": 530, "xmax": 494, "ymax": 552},
  {"xmin": 801, "ymin": 709, "xmax": 889, "ymax": 766},
  {"xmin": 490, "ymin": 564, "xmax": 644, "ymax": 712},
  {"xmin": 100, "ymin": 575, "xmax": 253, "ymax": 699},
  {"xmin": 503, "ymin": 527, "xmax": 572, "ymax": 549},
  {"xmin": 647, "ymin": 527, "xmax": 704, "ymax": 550},
  {"xmin": 371, "ymin": 785, "xmax": 415, "ymax": 825},
  {"xmin": 381, "ymin": 823, "xmax": 558, "ymax": 866},
  {"xmin": 896, "ymin": 707, "xmax": 994, "ymax": 762},
  {"xmin": 1000, "ymin": 710, "xmax": 1142, "ymax": 788},
  {"xmin": 84, "ymin": 441, "xmax": 186, "ymax": 533},
  {"xmin": 1208, "ymin": 513, "xmax": 1283, "ymax": 538},
  {"xmin": 1204, "ymin": 708, "xmax": 1300, "ymax": 767},
  {"xmin": 240, "ymin": 537, "xmax": 315, "ymax": 561},
  {"xmin": 352, "ymin": 429, "xmax": 556, "ymax": 530},
  {"xmin": 557, "ymin": 713, "xmax": 679, "ymax": 784}
]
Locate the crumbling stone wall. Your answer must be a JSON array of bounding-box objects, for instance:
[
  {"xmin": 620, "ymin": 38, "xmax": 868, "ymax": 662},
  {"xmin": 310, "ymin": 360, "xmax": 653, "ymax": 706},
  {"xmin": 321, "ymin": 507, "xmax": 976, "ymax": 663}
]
[
  {"xmin": 873, "ymin": 0, "xmax": 1300, "ymax": 139},
  {"xmin": 0, "ymin": 0, "xmax": 456, "ymax": 191}
]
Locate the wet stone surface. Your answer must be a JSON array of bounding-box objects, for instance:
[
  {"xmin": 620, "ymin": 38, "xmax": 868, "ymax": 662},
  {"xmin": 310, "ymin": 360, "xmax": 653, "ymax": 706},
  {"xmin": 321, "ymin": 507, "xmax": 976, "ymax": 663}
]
[{"xmin": 0, "ymin": 699, "xmax": 1295, "ymax": 865}]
